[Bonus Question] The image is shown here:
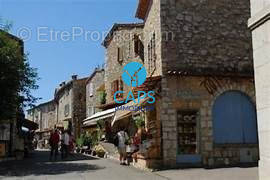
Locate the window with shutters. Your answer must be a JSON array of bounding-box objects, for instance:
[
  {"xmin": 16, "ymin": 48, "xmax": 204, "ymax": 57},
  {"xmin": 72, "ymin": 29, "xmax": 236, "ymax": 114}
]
[
  {"xmin": 119, "ymin": 80, "xmax": 123, "ymax": 91},
  {"xmin": 64, "ymin": 104, "xmax": 70, "ymax": 117},
  {"xmin": 111, "ymin": 79, "xmax": 123, "ymax": 99},
  {"xmin": 134, "ymin": 34, "xmax": 144, "ymax": 61},
  {"xmin": 148, "ymin": 32, "xmax": 156, "ymax": 73}
]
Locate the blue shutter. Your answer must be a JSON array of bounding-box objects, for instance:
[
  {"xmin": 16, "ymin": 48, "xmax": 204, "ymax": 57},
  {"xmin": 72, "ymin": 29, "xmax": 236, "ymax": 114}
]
[{"xmin": 212, "ymin": 91, "xmax": 258, "ymax": 144}]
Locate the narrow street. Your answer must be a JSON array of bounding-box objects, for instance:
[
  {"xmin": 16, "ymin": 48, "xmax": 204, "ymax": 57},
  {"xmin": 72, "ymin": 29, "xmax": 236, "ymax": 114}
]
[
  {"xmin": 0, "ymin": 150, "xmax": 165, "ymax": 180},
  {"xmin": 0, "ymin": 150, "xmax": 258, "ymax": 180}
]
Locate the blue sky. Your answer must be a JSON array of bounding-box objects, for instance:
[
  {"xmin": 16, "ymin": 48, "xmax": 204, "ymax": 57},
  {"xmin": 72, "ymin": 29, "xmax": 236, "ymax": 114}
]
[{"xmin": 0, "ymin": 0, "xmax": 141, "ymax": 105}]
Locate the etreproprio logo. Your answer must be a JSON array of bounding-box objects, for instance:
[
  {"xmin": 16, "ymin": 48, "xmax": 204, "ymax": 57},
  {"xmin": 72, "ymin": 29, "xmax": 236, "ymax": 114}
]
[{"xmin": 114, "ymin": 62, "xmax": 155, "ymax": 112}]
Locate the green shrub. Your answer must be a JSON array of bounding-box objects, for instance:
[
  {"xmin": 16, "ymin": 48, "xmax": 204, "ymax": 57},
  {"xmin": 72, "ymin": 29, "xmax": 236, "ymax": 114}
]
[
  {"xmin": 134, "ymin": 116, "xmax": 145, "ymax": 128},
  {"xmin": 98, "ymin": 91, "xmax": 106, "ymax": 105}
]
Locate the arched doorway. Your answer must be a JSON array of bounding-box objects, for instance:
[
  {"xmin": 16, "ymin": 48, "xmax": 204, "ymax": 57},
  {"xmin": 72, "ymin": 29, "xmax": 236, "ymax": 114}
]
[{"xmin": 212, "ymin": 91, "xmax": 258, "ymax": 144}]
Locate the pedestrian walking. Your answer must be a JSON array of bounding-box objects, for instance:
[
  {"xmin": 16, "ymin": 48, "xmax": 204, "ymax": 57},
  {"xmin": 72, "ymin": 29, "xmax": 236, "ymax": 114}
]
[
  {"xmin": 61, "ymin": 130, "xmax": 70, "ymax": 159},
  {"xmin": 115, "ymin": 128, "xmax": 129, "ymax": 165},
  {"xmin": 60, "ymin": 130, "xmax": 65, "ymax": 159},
  {"xmin": 49, "ymin": 129, "xmax": 60, "ymax": 161}
]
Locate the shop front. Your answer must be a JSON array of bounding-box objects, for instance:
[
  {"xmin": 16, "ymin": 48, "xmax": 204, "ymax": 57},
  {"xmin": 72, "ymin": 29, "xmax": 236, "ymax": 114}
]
[
  {"xmin": 112, "ymin": 97, "xmax": 162, "ymax": 169},
  {"xmin": 162, "ymin": 75, "xmax": 259, "ymax": 168}
]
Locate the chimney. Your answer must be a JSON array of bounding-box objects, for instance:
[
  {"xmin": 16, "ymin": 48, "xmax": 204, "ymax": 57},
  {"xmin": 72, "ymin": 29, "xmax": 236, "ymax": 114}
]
[{"xmin": 72, "ymin": 75, "xmax": 78, "ymax": 80}]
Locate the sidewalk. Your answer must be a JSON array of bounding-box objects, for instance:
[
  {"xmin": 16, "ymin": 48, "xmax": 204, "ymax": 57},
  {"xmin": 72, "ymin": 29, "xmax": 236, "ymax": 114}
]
[{"xmin": 155, "ymin": 167, "xmax": 259, "ymax": 180}]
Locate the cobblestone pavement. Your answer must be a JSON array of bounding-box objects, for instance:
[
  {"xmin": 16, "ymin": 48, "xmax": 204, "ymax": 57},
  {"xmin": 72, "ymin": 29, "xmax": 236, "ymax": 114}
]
[{"xmin": 0, "ymin": 150, "xmax": 259, "ymax": 180}]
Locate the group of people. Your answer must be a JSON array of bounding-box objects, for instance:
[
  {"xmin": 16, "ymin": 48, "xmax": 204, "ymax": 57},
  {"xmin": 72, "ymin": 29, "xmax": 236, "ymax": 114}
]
[
  {"xmin": 115, "ymin": 128, "xmax": 141, "ymax": 166},
  {"xmin": 49, "ymin": 129, "xmax": 73, "ymax": 161}
]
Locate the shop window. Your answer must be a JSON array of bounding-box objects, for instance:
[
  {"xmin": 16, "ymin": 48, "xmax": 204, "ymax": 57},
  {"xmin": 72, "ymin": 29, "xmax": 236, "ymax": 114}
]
[{"xmin": 177, "ymin": 110, "xmax": 198, "ymax": 155}]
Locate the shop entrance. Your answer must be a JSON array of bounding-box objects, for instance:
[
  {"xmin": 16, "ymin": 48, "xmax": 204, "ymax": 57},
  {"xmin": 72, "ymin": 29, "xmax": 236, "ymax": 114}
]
[{"xmin": 176, "ymin": 110, "xmax": 201, "ymax": 164}]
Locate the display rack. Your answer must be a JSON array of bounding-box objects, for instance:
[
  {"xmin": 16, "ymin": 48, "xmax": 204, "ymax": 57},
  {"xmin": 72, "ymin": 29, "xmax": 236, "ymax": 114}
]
[{"xmin": 177, "ymin": 110, "xmax": 198, "ymax": 154}]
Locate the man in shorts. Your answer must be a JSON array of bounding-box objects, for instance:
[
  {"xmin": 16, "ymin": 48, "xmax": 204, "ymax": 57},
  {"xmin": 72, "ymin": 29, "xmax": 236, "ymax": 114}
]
[{"xmin": 117, "ymin": 129, "xmax": 129, "ymax": 165}]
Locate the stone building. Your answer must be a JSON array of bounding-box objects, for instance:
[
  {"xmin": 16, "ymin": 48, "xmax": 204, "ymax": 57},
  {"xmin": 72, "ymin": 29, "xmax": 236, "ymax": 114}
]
[
  {"xmin": 26, "ymin": 100, "xmax": 56, "ymax": 148},
  {"xmin": 83, "ymin": 67, "xmax": 105, "ymax": 132},
  {"xmin": 54, "ymin": 75, "xmax": 87, "ymax": 140},
  {"xmin": 85, "ymin": 67, "xmax": 105, "ymax": 117},
  {"xmin": 248, "ymin": 1, "xmax": 270, "ymax": 179},
  {"xmin": 134, "ymin": 0, "xmax": 258, "ymax": 168},
  {"xmin": 102, "ymin": 23, "xmax": 144, "ymax": 108}
]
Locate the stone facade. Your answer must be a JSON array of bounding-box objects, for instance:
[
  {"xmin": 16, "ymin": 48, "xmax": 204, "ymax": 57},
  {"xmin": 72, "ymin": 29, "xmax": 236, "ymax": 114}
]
[
  {"xmin": 160, "ymin": 0, "xmax": 253, "ymax": 74},
  {"xmin": 85, "ymin": 68, "xmax": 105, "ymax": 118},
  {"xmin": 165, "ymin": 76, "xmax": 258, "ymax": 167},
  {"xmin": 26, "ymin": 100, "xmax": 56, "ymax": 148},
  {"xmin": 135, "ymin": 0, "xmax": 258, "ymax": 168},
  {"xmin": 142, "ymin": 0, "xmax": 162, "ymax": 77},
  {"xmin": 102, "ymin": 23, "xmax": 144, "ymax": 104},
  {"xmin": 26, "ymin": 100, "xmax": 56, "ymax": 131},
  {"xmin": 54, "ymin": 75, "xmax": 87, "ymax": 139},
  {"xmin": 248, "ymin": 1, "xmax": 270, "ymax": 180}
]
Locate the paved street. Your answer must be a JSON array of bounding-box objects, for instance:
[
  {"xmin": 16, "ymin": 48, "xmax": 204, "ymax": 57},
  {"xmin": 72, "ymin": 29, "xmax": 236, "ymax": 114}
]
[
  {"xmin": 156, "ymin": 167, "xmax": 259, "ymax": 180},
  {"xmin": 0, "ymin": 150, "xmax": 164, "ymax": 180},
  {"xmin": 0, "ymin": 150, "xmax": 258, "ymax": 180}
]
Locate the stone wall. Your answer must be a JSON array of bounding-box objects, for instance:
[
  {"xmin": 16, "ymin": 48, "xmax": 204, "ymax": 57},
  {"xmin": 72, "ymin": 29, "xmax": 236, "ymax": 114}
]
[
  {"xmin": 248, "ymin": 1, "xmax": 270, "ymax": 179},
  {"xmin": 104, "ymin": 25, "xmax": 144, "ymax": 104},
  {"xmin": 149, "ymin": 0, "xmax": 256, "ymax": 167},
  {"xmin": 56, "ymin": 84, "xmax": 73, "ymax": 123},
  {"xmin": 26, "ymin": 101, "xmax": 56, "ymax": 131},
  {"xmin": 39, "ymin": 102, "xmax": 56, "ymax": 130},
  {"xmin": 86, "ymin": 69, "xmax": 105, "ymax": 118},
  {"xmin": 54, "ymin": 77, "xmax": 86, "ymax": 139},
  {"xmin": 160, "ymin": 0, "xmax": 253, "ymax": 75},
  {"xmin": 72, "ymin": 78, "xmax": 87, "ymax": 139},
  {"xmin": 143, "ymin": 0, "xmax": 162, "ymax": 77},
  {"xmin": 162, "ymin": 75, "xmax": 258, "ymax": 167},
  {"xmin": 26, "ymin": 109, "xmax": 42, "ymax": 129},
  {"xmin": 250, "ymin": 0, "xmax": 270, "ymax": 16}
]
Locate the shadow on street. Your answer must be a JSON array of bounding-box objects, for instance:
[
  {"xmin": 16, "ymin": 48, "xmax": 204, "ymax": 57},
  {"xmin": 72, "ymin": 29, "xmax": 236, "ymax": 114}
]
[{"xmin": 0, "ymin": 150, "xmax": 104, "ymax": 177}]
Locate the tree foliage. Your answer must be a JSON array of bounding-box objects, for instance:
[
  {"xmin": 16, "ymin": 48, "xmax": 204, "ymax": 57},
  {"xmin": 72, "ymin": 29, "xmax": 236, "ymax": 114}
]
[{"xmin": 0, "ymin": 22, "xmax": 39, "ymax": 120}]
